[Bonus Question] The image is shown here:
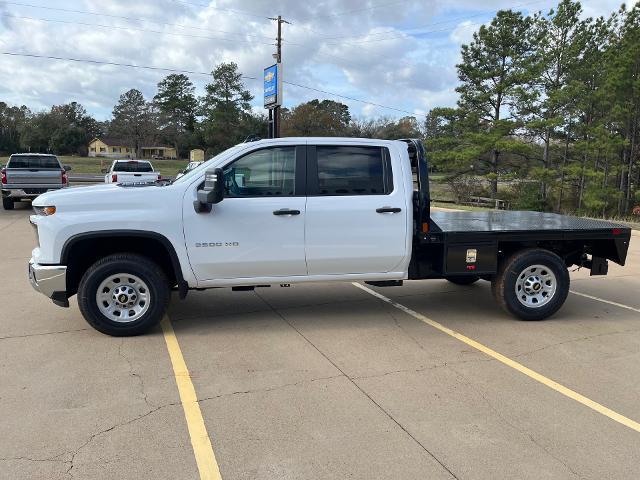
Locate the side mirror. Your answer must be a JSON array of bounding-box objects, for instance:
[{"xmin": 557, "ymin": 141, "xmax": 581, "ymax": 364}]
[
  {"xmin": 63, "ymin": 165, "xmax": 72, "ymax": 171},
  {"xmin": 194, "ymin": 168, "xmax": 224, "ymax": 213},
  {"xmin": 101, "ymin": 168, "xmax": 108, "ymax": 174}
]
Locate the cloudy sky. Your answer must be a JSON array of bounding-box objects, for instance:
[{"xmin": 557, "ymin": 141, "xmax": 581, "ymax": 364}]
[{"xmin": 0, "ymin": 0, "xmax": 631, "ymax": 121}]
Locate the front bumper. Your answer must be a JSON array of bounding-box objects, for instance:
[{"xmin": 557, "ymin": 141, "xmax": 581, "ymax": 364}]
[{"xmin": 28, "ymin": 258, "xmax": 69, "ymax": 307}]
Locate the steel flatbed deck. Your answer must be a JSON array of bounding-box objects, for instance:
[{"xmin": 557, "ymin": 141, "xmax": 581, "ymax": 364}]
[{"xmin": 428, "ymin": 210, "xmax": 631, "ymax": 241}]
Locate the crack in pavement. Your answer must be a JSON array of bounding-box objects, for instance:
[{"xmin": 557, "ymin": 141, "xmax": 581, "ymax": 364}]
[
  {"xmin": 197, "ymin": 374, "xmax": 346, "ymax": 404},
  {"xmin": 447, "ymin": 364, "xmax": 584, "ymax": 479},
  {"xmin": 253, "ymin": 290, "xmax": 460, "ymax": 480},
  {"xmin": 117, "ymin": 339, "xmax": 156, "ymax": 409},
  {"xmin": 0, "ymin": 328, "xmax": 88, "ymax": 341},
  {"xmin": 513, "ymin": 327, "xmax": 640, "ymax": 359},
  {"xmin": 63, "ymin": 401, "xmax": 180, "ymax": 478}
]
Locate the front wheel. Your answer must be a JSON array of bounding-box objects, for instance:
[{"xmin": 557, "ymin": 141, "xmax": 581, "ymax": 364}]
[
  {"xmin": 78, "ymin": 253, "xmax": 170, "ymax": 336},
  {"xmin": 492, "ymin": 248, "xmax": 569, "ymax": 321}
]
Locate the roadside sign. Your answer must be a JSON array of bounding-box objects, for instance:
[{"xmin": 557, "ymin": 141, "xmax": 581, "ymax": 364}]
[{"xmin": 264, "ymin": 63, "xmax": 282, "ymax": 108}]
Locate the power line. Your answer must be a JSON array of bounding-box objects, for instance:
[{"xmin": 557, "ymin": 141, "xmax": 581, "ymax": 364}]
[
  {"xmin": 282, "ymin": 81, "xmax": 426, "ymax": 118},
  {"xmin": 3, "ymin": 1, "xmax": 275, "ymax": 41},
  {"xmin": 1, "ymin": 13, "xmax": 275, "ymax": 47},
  {"xmin": 0, "ymin": 51, "xmax": 248, "ymax": 77},
  {"xmin": 0, "ymin": 51, "xmax": 426, "ymax": 118}
]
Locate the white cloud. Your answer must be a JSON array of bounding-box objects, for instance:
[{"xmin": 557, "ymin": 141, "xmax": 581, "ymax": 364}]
[{"xmin": 0, "ymin": 0, "xmax": 630, "ymax": 121}]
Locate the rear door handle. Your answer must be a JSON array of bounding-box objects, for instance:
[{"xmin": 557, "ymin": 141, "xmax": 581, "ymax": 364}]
[
  {"xmin": 273, "ymin": 208, "xmax": 301, "ymax": 216},
  {"xmin": 376, "ymin": 207, "xmax": 402, "ymax": 213}
]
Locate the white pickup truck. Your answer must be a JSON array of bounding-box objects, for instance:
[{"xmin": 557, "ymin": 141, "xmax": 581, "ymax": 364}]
[
  {"xmin": 103, "ymin": 159, "xmax": 160, "ymax": 184},
  {"xmin": 28, "ymin": 137, "xmax": 631, "ymax": 336}
]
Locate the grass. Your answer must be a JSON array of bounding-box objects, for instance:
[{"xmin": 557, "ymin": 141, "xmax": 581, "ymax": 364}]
[{"xmin": 0, "ymin": 156, "xmax": 190, "ymax": 176}]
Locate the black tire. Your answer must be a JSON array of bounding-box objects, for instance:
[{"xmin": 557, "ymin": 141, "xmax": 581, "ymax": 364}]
[
  {"xmin": 446, "ymin": 275, "xmax": 480, "ymax": 285},
  {"xmin": 2, "ymin": 197, "xmax": 14, "ymax": 210},
  {"xmin": 492, "ymin": 248, "xmax": 569, "ymax": 321},
  {"xmin": 78, "ymin": 253, "xmax": 170, "ymax": 336}
]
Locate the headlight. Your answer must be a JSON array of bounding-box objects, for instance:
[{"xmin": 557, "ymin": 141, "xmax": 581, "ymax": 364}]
[{"xmin": 33, "ymin": 205, "xmax": 56, "ymax": 216}]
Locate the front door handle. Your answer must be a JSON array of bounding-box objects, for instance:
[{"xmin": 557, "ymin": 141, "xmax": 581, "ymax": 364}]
[
  {"xmin": 273, "ymin": 208, "xmax": 301, "ymax": 216},
  {"xmin": 376, "ymin": 206, "xmax": 402, "ymax": 213}
]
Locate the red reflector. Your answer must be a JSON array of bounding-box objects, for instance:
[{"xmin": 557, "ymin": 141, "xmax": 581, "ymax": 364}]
[
  {"xmin": 112, "ymin": 174, "xmax": 118, "ymax": 183},
  {"xmin": 422, "ymin": 222, "xmax": 429, "ymax": 233},
  {"xmin": 467, "ymin": 265, "xmax": 476, "ymax": 270},
  {"xmin": 61, "ymin": 171, "xmax": 68, "ymax": 185},
  {"xmin": 612, "ymin": 228, "xmax": 623, "ymax": 235},
  {"xmin": 1, "ymin": 169, "xmax": 6, "ymax": 185}
]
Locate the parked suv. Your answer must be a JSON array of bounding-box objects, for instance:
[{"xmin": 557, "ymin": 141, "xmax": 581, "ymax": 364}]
[{"xmin": 1, "ymin": 154, "xmax": 70, "ymax": 210}]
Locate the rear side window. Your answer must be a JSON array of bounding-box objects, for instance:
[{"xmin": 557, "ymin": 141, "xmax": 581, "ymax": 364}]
[
  {"xmin": 314, "ymin": 146, "xmax": 392, "ymax": 196},
  {"xmin": 8, "ymin": 155, "xmax": 60, "ymax": 169},
  {"xmin": 113, "ymin": 161, "xmax": 153, "ymax": 172}
]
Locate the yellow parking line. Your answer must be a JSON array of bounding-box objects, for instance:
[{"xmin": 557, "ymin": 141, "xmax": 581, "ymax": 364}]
[
  {"xmin": 353, "ymin": 283, "xmax": 640, "ymax": 434},
  {"xmin": 161, "ymin": 316, "xmax": 223, "ymax": 480}
]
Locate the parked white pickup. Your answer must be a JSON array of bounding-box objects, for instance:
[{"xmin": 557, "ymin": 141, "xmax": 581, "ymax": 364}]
[
  {"xmin": 103, "ymin": 159, "xmax": 160, "ymax": 184},
  {"xmin": 28, "ymin": 137, "xmax": 631, "ymax": 336}
]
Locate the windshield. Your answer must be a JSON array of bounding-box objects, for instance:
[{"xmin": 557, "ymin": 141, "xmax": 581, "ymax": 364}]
[
  {"xmin": 172, "ymin": 144, "xmax": 248, "ymax": 185},
  {"xmin": 113, "ymin": 161, "xmax": 153, "ymax": 172},
  {"xmin": 8, "ymin": 155, "xmax": 60, "ymax": 169}
]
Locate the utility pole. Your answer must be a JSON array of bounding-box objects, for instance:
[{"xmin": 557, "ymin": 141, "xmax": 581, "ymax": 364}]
[{"xmin": 268, "ymin": 15, "xmax": 289, "ymax": 138}]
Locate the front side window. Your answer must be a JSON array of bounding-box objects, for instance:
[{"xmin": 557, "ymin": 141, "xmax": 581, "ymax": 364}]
[
  {"xmin": 315, "ymin": 146, "xmax": 392, "ymax": 196},
  {"xmin": 223, "ymin": 147, "xmax": 296, "ymax": 197},
  {"xmin": 100, "ymin": 147, "xmax": 106, "ymax": 152}
]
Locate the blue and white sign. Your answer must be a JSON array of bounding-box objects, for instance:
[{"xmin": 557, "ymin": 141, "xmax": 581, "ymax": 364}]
[{"xmin": 264, "ymin": 63, "xmax": 281, "ymax": 108}]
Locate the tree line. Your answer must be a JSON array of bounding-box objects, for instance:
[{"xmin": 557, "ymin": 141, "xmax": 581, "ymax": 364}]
[
  {"xmin": 0, "ymin": 63, "xmax": 422, "ymax": 160},
  {"xmin": 1, "ymin": 0, "xmax": 638, "ymax": 217},
  {"xmin": 427, "ymin": 0, "xmax": 640, "ymax": 216}
]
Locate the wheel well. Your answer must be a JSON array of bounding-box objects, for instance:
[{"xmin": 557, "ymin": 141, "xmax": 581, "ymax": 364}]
[
  {"xmin": 497, "ymin": 241, "xmax": 585, "ymax": 268},
  {"xmin": 63, "ymin": 233, "xmax": 181, "ymax": 296}
]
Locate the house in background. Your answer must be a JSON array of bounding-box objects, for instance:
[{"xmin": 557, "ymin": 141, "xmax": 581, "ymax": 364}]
[
  {"xmin": 140, "ymin": 146, "xmax": 177, "ymax": 160},
  {"xmin": 88, "ymin": 138, "xmax": 134, "ymax": 158}
]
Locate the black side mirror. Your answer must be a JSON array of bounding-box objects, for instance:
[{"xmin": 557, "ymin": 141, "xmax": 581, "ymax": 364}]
[
  {"xmin": 63, "ymin": 165, "xmax": 72, "ymax": 171},
  {"xmin": 195, "ymin": 168, "xmax": 224, "ymax": 213}
]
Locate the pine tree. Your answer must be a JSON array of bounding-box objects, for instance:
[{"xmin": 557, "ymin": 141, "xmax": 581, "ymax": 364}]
[
  {"xmin": 154, "ymin": 74, "xmax": 197, "ymax": 157},
  {"xmin": 200, "ymin": 62, "xmax": 253, "ymax": 153},
  {"xmin": 456, "ymin": 10, "xmax": 536, "ymax": 198}
]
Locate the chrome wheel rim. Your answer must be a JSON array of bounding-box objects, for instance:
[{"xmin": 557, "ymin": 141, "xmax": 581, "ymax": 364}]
[
  {"xmin": 514, "ymin": 264, "xmax": 557, "ymax": 308},
  {"xmin": 96, "ymin": 273, "xmax": 150, "ymax": 323}
]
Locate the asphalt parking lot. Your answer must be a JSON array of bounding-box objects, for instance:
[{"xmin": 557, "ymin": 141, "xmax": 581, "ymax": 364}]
[{"xmin": 2, "ymin": 201, "xmax": 640, "ymax": 480}]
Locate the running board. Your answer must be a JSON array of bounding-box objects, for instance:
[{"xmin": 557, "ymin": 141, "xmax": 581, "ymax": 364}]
[{"xmin": 364, "ymin": 280, "xmax": 403, "ymax": 287}]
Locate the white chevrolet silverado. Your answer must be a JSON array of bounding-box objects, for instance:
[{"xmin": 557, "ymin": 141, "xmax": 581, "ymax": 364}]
[
  {"xmin": 103, "ymin": 159, "xmax": 160, "ymax": 184},
  {"xmin": 29, "ymin": 138, "xmax": 631, "ymax": 336}
]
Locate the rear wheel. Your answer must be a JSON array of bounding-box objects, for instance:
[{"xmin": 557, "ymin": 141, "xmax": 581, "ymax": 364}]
[
  {"xmin": 2, "ymin": 197, "xmax": 14, "ymax": 210},
  {"xmin": 446, "ymin": 275, "xmax": 480, "ymax": 285},
  {"xmin": 78, "ymin": 253, "xmax": 170, "ymax": 336},
  {"xmin": 492, "ymin": 248, "xmax": 569, "ymax": 321}
]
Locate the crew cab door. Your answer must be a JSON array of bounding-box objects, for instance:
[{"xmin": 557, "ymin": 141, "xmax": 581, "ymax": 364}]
[
  {"xmin": 183, "ymin": 145, "xmax": 307, "ymax": 281},
  {"xmin": 305, "ymin": 143, "xmax": 410, "ymax": 276}
]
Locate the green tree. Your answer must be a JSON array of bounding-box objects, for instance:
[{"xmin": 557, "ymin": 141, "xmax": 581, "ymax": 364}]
[
  {"xmin": 0, "ymin": 102, "xmax": 30, "ymax": 155},
  {"xmin": 110, "ymin": 89, "xmax": 157, "ymax": 156},
  {"xmin": 154, "ymin": 74, "xmax": 197, "ymax": 156},
  {"xmin": 519, "ymin": 0, "xmax": 585, "ymax": 201},
  {"xmin": 456, "ymin": 10, "xmax": 536, "ymax": 198},
  {"xmin": 282, "ymin": 99, "xmax": 351, "ymax": 136},
  {"xmin": 200, "ymin": 62, "xmax": 253, "ymax": 153}
]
